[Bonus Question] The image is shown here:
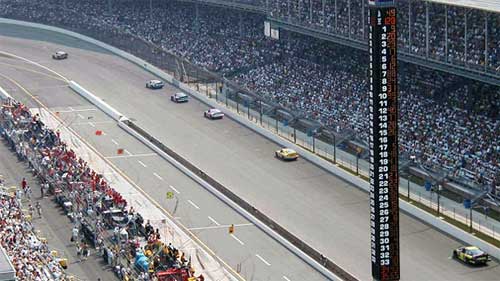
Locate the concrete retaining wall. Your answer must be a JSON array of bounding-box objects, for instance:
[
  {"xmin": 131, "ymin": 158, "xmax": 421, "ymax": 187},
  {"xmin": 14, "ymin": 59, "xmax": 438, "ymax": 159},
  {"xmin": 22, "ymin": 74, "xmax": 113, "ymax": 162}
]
[
  {"xmin": 0, "ymin": 86, "xmax": 12, "ymax": 100},
  {"xmin": 68, "ymin": 81, "xmax": 125, "ymax": 121}
]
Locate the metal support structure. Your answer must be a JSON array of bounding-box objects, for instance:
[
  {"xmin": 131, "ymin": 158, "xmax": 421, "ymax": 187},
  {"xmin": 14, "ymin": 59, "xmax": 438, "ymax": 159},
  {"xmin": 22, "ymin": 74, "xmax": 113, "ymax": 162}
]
[
  {"xmin": 322, "ymin": 0, "xmax": 326, "ymax": 28},
  {"xmin": 239, "ymin": 13, "xmax": 244, "ymax": 36},
  {"xmin": 484, "ymin": 12, "xmax": 488, "ymax": 71},
  {"xmin": 298, "ymin": 0, "xmax": 302, "ymax": 22},
  {"xmin": 334, "ymin": 0, "xmax": 338, "ymax": 31},
  {"xmin": 195, "ymin": 3, "xmax": 200, "ymax": 32},
  {"xmin": 445, "ymin": 5, "xmax": 448, "ymax": 63},
  {"xmin": 309, "ymin": 0, "xmax": 313, "ymax": 23},
  {"xmin": 408, "ymin": 0, "xmax": 412, "ymax": 53},
  {"xmin": 107, "ymin": 0, "xmax": 112, "ymax": 14},
  {"xmin": 425, "ymin": 1, "xmax": 429, "ymax": 58},
  {"xmin": 150, "ymin": 0, "xmax": 153, "ymax": 18},
  {"xmin": 287, "ymin": 0, "xmax": 291, "ymax": 22},
  {"xmin": 362, "ymin": 0, "xmax": 365, "ymax": 38},
  {"xmin": 348, "ymin": 0, "xmax": 351, "ymax": 38},
  {"xmin": 464, "ymin": 9, "xmax": 468, "ymax": 65}
]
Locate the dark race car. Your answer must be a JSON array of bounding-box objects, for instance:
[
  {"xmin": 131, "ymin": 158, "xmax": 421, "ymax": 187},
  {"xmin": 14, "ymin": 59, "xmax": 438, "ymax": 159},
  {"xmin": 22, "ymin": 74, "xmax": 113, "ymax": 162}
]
[{"xmin": 170, "ymin": 92, "xmax": 188, "ymax": 103}]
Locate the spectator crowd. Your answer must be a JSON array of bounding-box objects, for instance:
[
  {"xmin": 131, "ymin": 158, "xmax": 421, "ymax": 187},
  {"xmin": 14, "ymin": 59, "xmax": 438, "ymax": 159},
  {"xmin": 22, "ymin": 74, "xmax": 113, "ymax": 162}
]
[
  {"xmin": 0, "ymin": 96, "xmax": 203, "ymax": 280},
  {"xmin": 0, "ymin": 0, "xmax": 498, "ymax": 187},
  {"xmin": 0, "ymin": 187, "xmax": 67, "ymax": 280}
]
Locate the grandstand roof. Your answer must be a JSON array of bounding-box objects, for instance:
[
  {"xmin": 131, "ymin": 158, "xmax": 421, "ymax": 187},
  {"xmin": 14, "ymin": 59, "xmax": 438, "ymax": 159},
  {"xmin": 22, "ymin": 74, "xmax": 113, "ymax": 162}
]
[{"xmin": 429, "ymin": 0, "xmax": 500, "ymax": 13}]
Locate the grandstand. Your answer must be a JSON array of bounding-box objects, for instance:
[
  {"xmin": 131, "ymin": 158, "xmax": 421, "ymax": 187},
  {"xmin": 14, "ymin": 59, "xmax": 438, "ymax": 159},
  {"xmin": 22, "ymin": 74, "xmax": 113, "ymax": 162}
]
[{"xmin": 1, "ymin": 0, "xmax": 497, "ymax": 194}]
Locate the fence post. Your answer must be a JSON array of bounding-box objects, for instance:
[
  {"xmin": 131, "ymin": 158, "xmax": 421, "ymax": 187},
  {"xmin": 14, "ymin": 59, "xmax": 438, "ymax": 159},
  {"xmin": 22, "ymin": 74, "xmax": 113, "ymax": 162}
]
[
  {"xmin": 355, "ymin": 153, "xmax": 359, "ymax": 175},
  {"xmin": 259, "ymin": 101, "xmax": 263, "ymax": 125},
  {"xmin": 407, "ymin": 178, "xmax": 410, "ymax": 201},
  {"xmin": 312, "ymin": 135, "xmax": 315, "ymax": 154},
  {"xmin": 469, "ymin": 207, "xmax": 473, "ymax": 232}
]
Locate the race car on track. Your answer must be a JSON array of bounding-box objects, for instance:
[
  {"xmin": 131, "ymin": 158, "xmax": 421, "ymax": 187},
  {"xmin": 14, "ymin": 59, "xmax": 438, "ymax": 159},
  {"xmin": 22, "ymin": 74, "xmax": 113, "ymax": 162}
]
[
  {"xmin": 170, "ymin": 92, "xmax": 188, "ymax": 103},
  {"xmin": 453, "ymin": 246, "xmax": 490, "ymax": 265},
  {"xmin": 204, "ymin": 108, "xmax": 224, "ymax": 119},
  {"xmin": 275, "ymin": 148, "xmax": 299, "ymax": 161},
  {"xmin": 52, "ymin": 51, "xmax": 68, "ymax": 60},
  {"xmin": 146, "ymin": 80, "xmax": 164, "ymax": 89}
]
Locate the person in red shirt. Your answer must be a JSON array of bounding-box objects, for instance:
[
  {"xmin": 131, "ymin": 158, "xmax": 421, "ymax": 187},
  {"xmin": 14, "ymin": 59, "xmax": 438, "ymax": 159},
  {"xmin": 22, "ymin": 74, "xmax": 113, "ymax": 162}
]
[{"xmin": 21, "ymin": 178, "xmax": 27, "ymax": 191}]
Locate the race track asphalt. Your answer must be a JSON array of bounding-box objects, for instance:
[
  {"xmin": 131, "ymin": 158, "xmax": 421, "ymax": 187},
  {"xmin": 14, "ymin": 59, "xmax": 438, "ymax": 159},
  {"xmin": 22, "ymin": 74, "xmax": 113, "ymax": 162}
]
[{"xmin": 1, "ymin": 23, "xmax": 500, "ymax": 281}]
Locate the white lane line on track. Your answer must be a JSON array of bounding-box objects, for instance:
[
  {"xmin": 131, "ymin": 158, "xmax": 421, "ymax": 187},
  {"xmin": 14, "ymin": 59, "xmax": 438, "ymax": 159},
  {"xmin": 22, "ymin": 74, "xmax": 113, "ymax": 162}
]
[
  {"xmin": 187, "ymin": 200, "xmax": 200, "ymax": 210},
  {"xmin": 188, "ymin": 223, "xmax": 253, "ymax": 231},
  {"xmin": 124, "ymin": 149, "xmax": 132, "ymax": 156},
  {"xmin": 283, "ymin": 276, "xmax": 292, "ymax": 281},
  {"xmin": 230, "ymin": 234, "xmax": 245, "ymax": 246},
  {"xmin": 0, "ymin": 51, "xmax": 69, "ymax": 82},
  {"xmin": 169, "ymin": 185, "xmax": 180, "ymax": 194},
  {"xmin": 208, "ymin": 216, "xmax": 220, "ymax": 226},
  {"xmin": 73, "ymin": 121, "xmax": 114, "ymax": 126},
  {"xmin": 88, "ymin": 122, "xmax": 96, "ymax": 128},
  {"xmin": 153, "ymin": 173, "xmax": 163, "ymax": 181},
  {"xmin": 111, "ymin": 139, "xmax": 119, "ymax": 146},
  {"xmin": 57, "ymin": 108, "xmax": 97, "ymax": 113},
  {"xmin": 255, "ymin": 254, "xmax": 271, "ymax": 266},
  {"xmin": 106, "ymin": 153, "xmax": 157, "ymax": 159},
  {"xmin": 138, "ymin": 160, "xmax": 147, "ymax": 168},
  {"xmin": 77, "ymin": 113, "xmax": 85, "ymax": 119}
]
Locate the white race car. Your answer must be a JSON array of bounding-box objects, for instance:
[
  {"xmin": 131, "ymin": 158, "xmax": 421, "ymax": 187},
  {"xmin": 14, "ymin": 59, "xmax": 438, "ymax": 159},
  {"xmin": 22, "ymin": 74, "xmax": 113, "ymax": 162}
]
[
  {"xmin": 146, "ymin": 80, "xmax": 164, "ymax": 89},
  {"xmin": 204, "ymin": 108, "xmax": 224, "ymax": 119},
  {"xmin": 52, "ymin": 51, "xmax": 68, "ymax": 60}
]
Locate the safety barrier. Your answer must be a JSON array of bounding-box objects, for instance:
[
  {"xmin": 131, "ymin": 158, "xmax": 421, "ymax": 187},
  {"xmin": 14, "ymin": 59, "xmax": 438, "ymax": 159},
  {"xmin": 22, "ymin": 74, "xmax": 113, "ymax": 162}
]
[
  {"xmin": 68, "ymin": 81, "xmax": 125, "ymax": 121},
  {"xmin": 0, "ymin": 85, "xmax": 12, "ymax": 100},
  {"xmin": 2, "ymin": 17, "xmax": 499, "ymax": 270},
  {"xmin": 118, "ymin": 119, "xmax": 355, "ymax": 281}
]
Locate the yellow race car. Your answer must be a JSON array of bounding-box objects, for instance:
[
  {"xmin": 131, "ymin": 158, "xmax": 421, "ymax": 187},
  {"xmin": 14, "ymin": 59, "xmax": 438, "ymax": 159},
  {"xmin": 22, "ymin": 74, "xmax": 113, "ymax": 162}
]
[
  {"xmin": 275, "ymin": 148, "xmax": 299, "ymax": 161},
  {"xmin": 453, "ymin": 246, "xmax": 490, "ymax": 265}
]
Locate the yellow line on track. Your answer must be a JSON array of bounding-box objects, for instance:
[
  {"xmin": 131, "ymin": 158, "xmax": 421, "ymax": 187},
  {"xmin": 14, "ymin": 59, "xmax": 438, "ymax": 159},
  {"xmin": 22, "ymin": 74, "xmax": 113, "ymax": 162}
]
[
  {"xmin": 0, "ymin": 61, "xmax": 67, "ymax": 82},
  {"xmin": 0, "ymin": 72, "xmax": 246, "ymax": 281}
]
